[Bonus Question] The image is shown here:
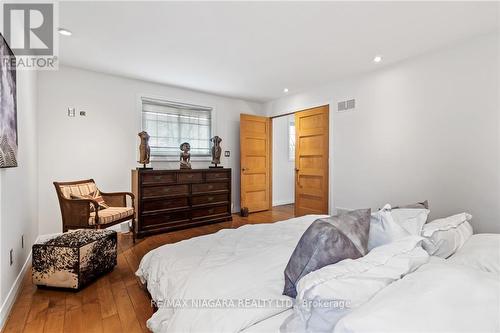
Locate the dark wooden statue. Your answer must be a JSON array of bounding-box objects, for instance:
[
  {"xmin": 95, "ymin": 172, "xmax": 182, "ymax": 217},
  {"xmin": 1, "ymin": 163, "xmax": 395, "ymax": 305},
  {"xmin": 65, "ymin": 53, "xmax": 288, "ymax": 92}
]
[
  {"xmin": 180, "ymin": 142, "xmax": 191, "ymax": 169},
  {"xmin": 138, "ymin": 131, "xmax": 151, "ymax": 168},
  {"xmin": 210, "ymin": 136, "xmax": 223, "ymax": 168}
]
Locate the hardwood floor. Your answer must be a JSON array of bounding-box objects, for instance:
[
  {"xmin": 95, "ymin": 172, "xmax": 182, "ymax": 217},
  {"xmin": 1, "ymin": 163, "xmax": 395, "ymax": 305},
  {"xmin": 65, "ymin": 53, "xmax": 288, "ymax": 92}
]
[{"xmin": 2, "ymin": 204, "xmax": 295, "ymax": 333}]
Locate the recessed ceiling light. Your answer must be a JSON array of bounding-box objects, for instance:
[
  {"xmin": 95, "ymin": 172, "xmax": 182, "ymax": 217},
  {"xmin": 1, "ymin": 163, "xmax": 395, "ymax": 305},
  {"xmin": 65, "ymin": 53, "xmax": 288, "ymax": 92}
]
[
  {"xmin": 373, "ymin": 55, "xmax": 383, "ymax": 63},
  {"xmin": 58, "ymin": 28, "xmax": 72, "ymax": 36},
  {"xmin": 283, "ymin": 88, "xmax": 289, "ymax": 93}
]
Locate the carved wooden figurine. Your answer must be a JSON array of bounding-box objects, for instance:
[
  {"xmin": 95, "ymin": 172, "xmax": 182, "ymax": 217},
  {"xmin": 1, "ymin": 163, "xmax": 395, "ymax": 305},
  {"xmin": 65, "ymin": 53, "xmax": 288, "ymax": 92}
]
[
  {"xmin": 210, "ymin": 136, "xmax": 223, "ymax": 168},
  {"xmin": 179, "ymin": 142, "xmax": 191, "ymax": 169},
  {"xmin": 138, "ymin": 131, "xmax": 150, "ymax": 168}
]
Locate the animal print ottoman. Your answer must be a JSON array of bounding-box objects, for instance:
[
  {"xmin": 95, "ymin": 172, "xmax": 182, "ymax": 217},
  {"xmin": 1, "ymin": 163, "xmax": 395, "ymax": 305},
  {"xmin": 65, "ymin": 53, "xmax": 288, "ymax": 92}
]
[{"xmin": 32, "ymin": 229, "xmax": 117, "ymax": 289}]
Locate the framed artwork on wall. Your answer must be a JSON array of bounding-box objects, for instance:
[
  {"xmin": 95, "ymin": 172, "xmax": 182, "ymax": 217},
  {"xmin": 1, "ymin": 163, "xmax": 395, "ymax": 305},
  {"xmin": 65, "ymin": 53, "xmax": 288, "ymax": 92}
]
[{"xmin": 0, "ymin": 33, "xmax": 18, "ymax": 168}]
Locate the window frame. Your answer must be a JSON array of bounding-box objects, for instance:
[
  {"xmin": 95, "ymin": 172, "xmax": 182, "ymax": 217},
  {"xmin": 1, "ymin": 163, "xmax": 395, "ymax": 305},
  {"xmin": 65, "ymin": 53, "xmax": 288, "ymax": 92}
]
[
  {"xmin": 288, "ymin": 116, "xmax": 296, "ymax": 161},
  {"xmin": 137, "ymin": 94, "xmax": 215, "ymax": 162}
]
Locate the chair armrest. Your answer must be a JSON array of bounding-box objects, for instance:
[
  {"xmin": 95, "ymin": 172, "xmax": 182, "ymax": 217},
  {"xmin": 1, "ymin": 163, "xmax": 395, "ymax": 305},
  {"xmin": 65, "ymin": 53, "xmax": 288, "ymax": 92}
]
[{"xmin": 100, "ymin": 191, "xmax": 135, "ymax": 207}]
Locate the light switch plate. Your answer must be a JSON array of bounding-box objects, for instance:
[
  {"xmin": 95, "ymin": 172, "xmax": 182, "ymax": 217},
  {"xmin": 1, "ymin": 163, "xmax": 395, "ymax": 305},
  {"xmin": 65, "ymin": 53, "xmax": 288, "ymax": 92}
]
[
  {"xmin": 224, "ymin": 151, "xmax": 230, "ymax": 157},
  {"xmin": 67, "ymin": 107, "xmax": 76, "ymax": 117}
]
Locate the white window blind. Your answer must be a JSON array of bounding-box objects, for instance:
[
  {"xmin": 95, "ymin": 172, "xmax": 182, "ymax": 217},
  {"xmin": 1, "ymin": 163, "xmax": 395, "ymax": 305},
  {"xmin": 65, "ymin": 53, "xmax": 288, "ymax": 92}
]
[{"xmin": 141, "ymin": 97, "xmax": 213, "ymax": 158}]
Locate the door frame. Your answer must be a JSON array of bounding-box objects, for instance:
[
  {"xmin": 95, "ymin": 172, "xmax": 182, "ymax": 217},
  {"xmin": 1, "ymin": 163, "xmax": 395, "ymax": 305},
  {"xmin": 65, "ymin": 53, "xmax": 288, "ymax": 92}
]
[
  {"xmin": 239, "ymin": 114, "xmax": 273, "ymax": 213},
  {"xmin": 240, "ymin": 105, "xmax": 330, "ymax": 215},
  {"xmin": 268, "ymin": 104, "xmax": 330, "ymax": 215}
]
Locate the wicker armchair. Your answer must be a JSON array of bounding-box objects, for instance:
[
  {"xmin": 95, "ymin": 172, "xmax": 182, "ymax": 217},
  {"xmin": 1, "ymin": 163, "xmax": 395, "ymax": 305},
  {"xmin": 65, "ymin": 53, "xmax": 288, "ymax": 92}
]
[{"xmin": 54, "ymin": 179, "xmax": 136, "ymax": 241}]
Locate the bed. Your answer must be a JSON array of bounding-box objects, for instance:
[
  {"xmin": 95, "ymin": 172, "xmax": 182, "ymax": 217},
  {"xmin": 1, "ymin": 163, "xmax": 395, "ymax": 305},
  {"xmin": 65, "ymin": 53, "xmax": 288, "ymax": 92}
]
[{"xmin": 136, "ymin": 214, "xmax": 500, "ymax": 333}]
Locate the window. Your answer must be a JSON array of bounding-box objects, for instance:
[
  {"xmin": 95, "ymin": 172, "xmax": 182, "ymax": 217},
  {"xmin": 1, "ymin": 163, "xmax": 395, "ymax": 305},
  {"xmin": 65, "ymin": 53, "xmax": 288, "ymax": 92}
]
[
  {"xmin": 141, "ymin": 97, "xmax": 212, "ymax": 158},
  {"xmin": 288, "ymin": 117, "xmax": 295, "ymax": 160}
]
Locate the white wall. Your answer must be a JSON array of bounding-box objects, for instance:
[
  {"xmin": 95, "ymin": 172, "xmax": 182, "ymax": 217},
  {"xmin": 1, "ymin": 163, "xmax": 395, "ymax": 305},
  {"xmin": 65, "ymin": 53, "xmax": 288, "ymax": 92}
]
[
  {"xmin": 0, "ymin": 69, "xmax": 38, "ymax": 321},
  {"xmin": 265, "ymin": 32, "xmax": 499, "ymax": 233},
  {"xmin": 272, "ymin": 115, "xmax": 294, "ymax": 206},
  {"xmin": 37, "ymin": 66, "xmax": 264, "ymax": 235}
]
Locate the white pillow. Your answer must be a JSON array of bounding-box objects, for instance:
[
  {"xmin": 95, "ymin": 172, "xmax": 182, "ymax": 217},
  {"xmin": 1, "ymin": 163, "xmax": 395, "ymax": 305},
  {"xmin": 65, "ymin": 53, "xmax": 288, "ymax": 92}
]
[
  {"xmin": 367, "ymin": 204, "xmax": 410, "ymax": 251},
  {"xmin": 421, "ymin": 213, "xmax": 473, "ymax": 258},
  {"xmin": 280, "ymin": 236, "xmax": 429, "ymax": 333},
  {"xmin": 391, "ymin": 208, "xmax": 430, "ymax": 236},
  {"xmin": 448, "ymin": 234, "xmax": 500, "ymax": 273}
]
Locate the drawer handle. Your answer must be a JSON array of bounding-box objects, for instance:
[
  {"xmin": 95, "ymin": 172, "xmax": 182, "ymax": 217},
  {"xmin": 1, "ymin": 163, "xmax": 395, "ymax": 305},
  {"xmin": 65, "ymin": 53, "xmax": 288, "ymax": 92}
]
[
  {"xmin": 208, "ymin": 185, "xmax": 213, "ymax": 190},
  {"xmin": 187, "ymin": 174, "xmax": 193, "ymax": 178},
  {"xmin": 208, "ymin": 208, "xmax": 215, "ymax": 214},
  {"xmin": 207, "ymin": 196, "xmax": 214, "ymax": 201}
]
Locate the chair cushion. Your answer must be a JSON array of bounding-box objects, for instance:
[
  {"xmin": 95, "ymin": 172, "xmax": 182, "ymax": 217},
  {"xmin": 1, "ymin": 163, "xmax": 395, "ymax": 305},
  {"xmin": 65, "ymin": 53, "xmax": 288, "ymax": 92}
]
[
  {"xmin": 60, "ymin": 182, "xmax": 98, "ymax": 199},
  {"xmin": 89, "ymin": 206, "xmax": 134, "ymax": 225}
]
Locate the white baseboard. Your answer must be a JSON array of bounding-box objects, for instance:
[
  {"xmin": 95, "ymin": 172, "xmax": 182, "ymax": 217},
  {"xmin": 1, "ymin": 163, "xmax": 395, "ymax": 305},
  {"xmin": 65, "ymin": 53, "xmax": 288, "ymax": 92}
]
[
  {"xmin": 0, "ymin": 250, "xmax": 32, "ymax": 331},
  {"xmin": 272, "ymin": 200, "xmax": 294, "ymax": 207}
]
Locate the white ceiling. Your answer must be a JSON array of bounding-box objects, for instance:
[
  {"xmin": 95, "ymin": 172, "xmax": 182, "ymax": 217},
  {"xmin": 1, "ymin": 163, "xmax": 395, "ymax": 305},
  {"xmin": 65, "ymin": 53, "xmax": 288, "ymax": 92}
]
[{"xmin": 59, "ymin": 1, "xmax": 498, "ymax": 102}]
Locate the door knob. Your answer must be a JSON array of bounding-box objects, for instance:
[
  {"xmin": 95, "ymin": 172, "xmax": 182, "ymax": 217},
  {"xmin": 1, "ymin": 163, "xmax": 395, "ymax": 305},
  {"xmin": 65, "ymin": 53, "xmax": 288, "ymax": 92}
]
[
  {"xmin": 242, "ymin": 168, "xmax": 247, "ymax": 171},
  {"xmin": 295, "ymin": 168, "xmax": 299, "ymax": 172}
]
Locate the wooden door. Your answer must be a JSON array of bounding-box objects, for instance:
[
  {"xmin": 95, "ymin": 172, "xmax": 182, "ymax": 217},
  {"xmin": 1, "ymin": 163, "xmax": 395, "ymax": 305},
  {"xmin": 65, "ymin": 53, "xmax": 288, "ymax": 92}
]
[
  {"xmin": 240, "ymin": 114, "xmax": 272, "ymax": 213},
  {"xmin": 295, "ymin": 105, "xmax": 329, "ymax": 216}
]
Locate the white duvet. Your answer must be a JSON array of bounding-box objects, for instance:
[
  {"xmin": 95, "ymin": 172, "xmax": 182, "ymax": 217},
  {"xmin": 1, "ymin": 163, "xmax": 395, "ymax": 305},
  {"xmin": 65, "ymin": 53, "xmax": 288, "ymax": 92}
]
[
  {"xmin": 283, "ymin": 236, "xmax": 430, "ymax": 333},
  {"xmin": 137, "ymin": 215, "xmax": 500, "ymax": 333},
  {"xmin": 334, "ymin": 261, "xmax": 500, "ymax": 333},
  {"xmin": 136, "ymin": 214, "xmax": 328, "ymax": 333},
  {"xmin": 245, "ymin": 257, "xmax": 500, "ymax": 333}
]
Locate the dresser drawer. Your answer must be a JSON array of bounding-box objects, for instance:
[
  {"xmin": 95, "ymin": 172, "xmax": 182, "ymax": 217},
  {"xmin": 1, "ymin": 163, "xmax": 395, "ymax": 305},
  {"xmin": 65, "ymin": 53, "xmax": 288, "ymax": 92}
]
[
  {"xmin": 142, "ymin": 184, "xmax": 189, "ymax": 199},
  {"xmin": 141, "ymin": 211, "xmax": 190, "ymax": 228},
  {"xmin": 205, "ymin": 170, "xmax": 230, "ymax": 181},
  {"xmin": 178, "ymin": 172, "xmax": 203, "ymax": 183},
  {"xmin": 192, "ymin": 182, "xmax": 229, "ymax": 194},
  {"xmin": 133, "ymin": 168, "xmax": 232, "ymax": 238},
  {"xmin": 192, "ymin": 205, "xmax": 229, "ymax": 219},
  {"xmin": 142, "ymin": 172, "xmax": 176, "ymax": 185},
  {"xmin": 142, "ymin": 197, "xmax": 189, "ymax": 213},
  {"xmin": 191, "ymin": 193, "xmax": 229, "ymax": 206}
]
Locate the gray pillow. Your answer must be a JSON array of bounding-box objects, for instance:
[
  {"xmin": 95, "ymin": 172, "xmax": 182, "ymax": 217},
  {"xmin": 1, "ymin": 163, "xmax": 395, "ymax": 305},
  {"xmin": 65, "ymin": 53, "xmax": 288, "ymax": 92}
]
[
  {"xmin": 393, "ymin": 200, "xmax": 429, "ymax": 210},
  {"xmin": 283, "ymin": 209, "xmax": 371, "ymax": 298}
]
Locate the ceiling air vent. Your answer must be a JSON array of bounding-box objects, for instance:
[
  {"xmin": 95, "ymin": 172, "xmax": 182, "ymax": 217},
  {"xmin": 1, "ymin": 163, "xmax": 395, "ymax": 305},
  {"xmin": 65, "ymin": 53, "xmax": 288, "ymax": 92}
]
[{"xmin": 337, "ymin": 99, "xmax": 356, "ymax": 112}]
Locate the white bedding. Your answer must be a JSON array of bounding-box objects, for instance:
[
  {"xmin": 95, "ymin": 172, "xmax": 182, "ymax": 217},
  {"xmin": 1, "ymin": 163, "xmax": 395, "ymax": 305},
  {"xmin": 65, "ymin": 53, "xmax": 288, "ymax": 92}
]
[
  {"xmin": 137, "ymin": 214, "xmax": 500, "ymax": 333},
  {"xmin": 243, "ymin": 310, "xmax": 290, "ymax": 333},
  {"xmin": 448, "ymin": 233, "xmax": 500, "ymax": 273},
  {"xmin": 334, "ymin": 261, "xmax": 500, "ymax": 333},
  {"xmin": 283, "ymin": 236, "xmax": 430, "ymax": 333},
  {"xmin": 136, "ymin": 214, "xmax": 328, "ymax": 333},
  {"xmin": 245, "ymin": 255, "xmax": 500, "ymax": 333}
]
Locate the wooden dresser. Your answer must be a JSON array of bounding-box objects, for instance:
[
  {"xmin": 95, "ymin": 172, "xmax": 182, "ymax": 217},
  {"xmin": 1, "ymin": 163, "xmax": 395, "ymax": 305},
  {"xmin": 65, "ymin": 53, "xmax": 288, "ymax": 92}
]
[{"xmin": 131, "ymin": 168, "xmax": 232, "ymax": 238}]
